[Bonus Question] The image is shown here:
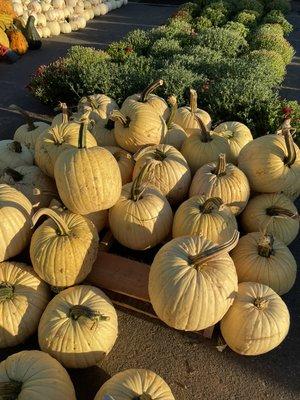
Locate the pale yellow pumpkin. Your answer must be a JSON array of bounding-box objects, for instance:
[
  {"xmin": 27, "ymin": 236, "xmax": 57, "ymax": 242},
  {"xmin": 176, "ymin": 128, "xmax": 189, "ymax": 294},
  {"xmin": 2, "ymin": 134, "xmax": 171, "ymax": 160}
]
[
  {"xmin": 189, "ymin": 153, "xmax": 250, "ymax": 215},
  {"xmin": 0, "ymin": 165, "xmax": 58, "ymax": 209},
  {"xmin": 30, "ymin": 208, "xmax": 99, "ymax": 288},
  {"xmin": 95, "ymin": 369, "xmax": 175, "ymax": 400},
  {"xmin": 231, "ymin": 232, "xmax": 297, "ymax": 295},
  {"xmin": 122, "ymin": 79, "xmax": 170, "ymax": 120},
  {"xmin": 54, "ymin": 119, "xmax": 122, "ymax": 214},
  {"xmin": 85, "ymin": 210, "xmax": 108, "ymax": 232},
  {"xmin": 109, "ymin": 162, "xmax": 173, "ymax": 250},
  {"xmin": 111, "ymin": 105, "xmax": 167, "ymax": 153},
  {"xmin": 0, "ymin": 261, "xmax": 49, "ymax": 348},
  {"xmin": 51, "ymin": 103, "xmax": 71, "ymax": 127},
  {"xmin": 105, "ymin": 145, "xmax": 134, "ymax": 185},
  {"xmin": 173, "ymin": 88, "xmax": 211, "ymax": 136},
  {"xmin": 220, "ymin": 282, "xmax": 290, "ymax": 355},
  {"xmin": 78, "ymin": 94, "xmax": 119, "ymax": 126},
  {"xmin": 173, "ymin": 196, "xmax": 237, "ymax": 245},
  {"xmin": 0, "ymin": 140, "xmax": 33, "ymax": 174},
  {"xmin": 133, "ymin": 144, "xmax": 191, "ymax": 204},
  {"xmin": 238, "ymin": 125, "xmax": 300, "ymax": 194},
  {"xmin": 11, "ymin": 105, "xmax": 49, "ymax": 155},
  {"xmin": 214, "ymin": 121, "xmax": 253, "ymax": 164},
  {"xmin": 149, "ymin": 232, "xmax": 239, "ymax": 331},
  {"xmin": 162, "ymin": 95, "xmax": 188, "ymax": 150},
  {"xmin": 0, "ymin": 184, "xmax": 32, "ymax": 262},
  {"xmin": 91, "ymin": 123, "xmax": 117, "ymax": 147},
  {"xmin": 35, "ymin": 108, "xmax": 97, "ymax": 177},
  {"xmin": 241, "ymin": 193, "xmax": 299, "ymax": 245},
  {"xmin": 0, "ymin": 350, "xmax": 76, "ymax": 400},
  {"xmin": 38, "ymin": 285, "xmax": 118, "ymax": 369},
  {"xmin": 181, "ymin": 116, "xmax": 231, "ymax": 174}
]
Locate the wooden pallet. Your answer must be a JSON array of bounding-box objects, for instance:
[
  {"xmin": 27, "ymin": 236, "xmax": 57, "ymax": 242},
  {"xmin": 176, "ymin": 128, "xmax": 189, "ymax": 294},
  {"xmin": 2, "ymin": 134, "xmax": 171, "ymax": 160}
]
[{"xmin": 86, "ymin": 231, "xmax": 215, "ymax": 339}]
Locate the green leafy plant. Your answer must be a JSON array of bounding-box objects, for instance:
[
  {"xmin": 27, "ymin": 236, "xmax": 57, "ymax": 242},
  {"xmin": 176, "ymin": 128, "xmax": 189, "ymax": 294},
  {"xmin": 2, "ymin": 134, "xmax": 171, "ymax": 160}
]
[
  {"xmin": 251, "ymin": 33, "xmax": 295, "ymax": 64},
  {"xmin": 263, "ymin": 10, "xmax": 293, "ymax": 35},
  {"xmin": 235, "ymin": 0, "xmax": 264, "ymax": 15},
  {"xmin": 266, "ymin": 0, "xmax": 291, "ymax": 14},
  {"xmin": 194, "ymin": 15, "xmax": 213, "ymax": 29},
  {"xmin": 151, "ymin": 38, "xmax": 183, "ymax": 59},
  {"xmin": 124, "ymin": 29, "xmax": 152, "ymax": 55},
  {"xmin": 255, "ymin": 23, "xmax": 284, "ymax": 37},
  {"xmin": 224, "ymin": 21, "xmax": 249, "ymax": 37},
  {"xmin": 234, "ymin": 10, "xmax": 259, "ymax": 28}
]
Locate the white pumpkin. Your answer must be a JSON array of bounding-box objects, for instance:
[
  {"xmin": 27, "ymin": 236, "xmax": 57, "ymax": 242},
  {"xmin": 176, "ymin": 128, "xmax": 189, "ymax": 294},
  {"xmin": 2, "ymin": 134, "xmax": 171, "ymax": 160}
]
[
  {"xmin": 36, "ymin": 13, "xmax": 47, "ymax": 27},
  {"xmin": 52, "ymin": 0, "xmax": 65, "ymax": 8},
  {"xmin": 41, "ymin": 26, "xmax": 51, "ymax": 37},
  {"xmin": 45, "ymin": 9, "xmax": 58, "ymax": 21},
  {"xmin": 93, "ymin": 4, "xmax": 101, "ymax": 15},
  {"xmin": 0, "ymin": 140, "xmax": 33, "ymax": 174},
  {"xmin": 76, "ymin": 15, "xmax": 86, "ymax": 28},
  {"xmin": 41, "ymin": 1, "xmax": 51, "ymax": 12},
  {"xmin": 59, "ymin": 21, "xmax": 72, "ymax": 33},
  {"xmin": 13, "ymin": 2, "xmax": 23, "ymax": 16},
  {"xmin": 28, "ymin": 0, "xmax": 42, "ymax": 13},
  {"xmin": 47, "ymin": 21, "xmax": 61, "ymax": 36},
  {"xmin": 84, "ymin": 0, "xmax": 92, "ymax": 8},
  {"xmin": 69, "ymin": 18, "xmax": 79, "ymax": 30},
  {"xmin": 99, "ymin": 3, "xmax": 108, "ymax": 14},
  {"xmin": 66, "ymin": 0, "xmax": 76, "ymax": 6}
]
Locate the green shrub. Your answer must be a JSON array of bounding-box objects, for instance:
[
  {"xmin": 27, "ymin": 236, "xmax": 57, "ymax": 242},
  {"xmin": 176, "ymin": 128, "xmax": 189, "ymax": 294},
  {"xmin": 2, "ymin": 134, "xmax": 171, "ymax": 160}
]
[
  {"xmin": 151, "ymin": 38, "xmax": 183, "ymax": 59},
  {"xmin": 194, "ymin": 27, "xmax": 248, "ymax": 56},
  {"xmin": 224, "ymin": 21, "xmax": 249, "ymax": 37},
  {"xmin": 236, "ymin": 0, "xmax": 264, "ymax": 14},
  {"xmin": 178, "ymin": 1, "xmax": 201, "ymax": 17},
  {"xmin": 255, "ymin": 23, "xmax": 284, "ymax": 37},
  {"xmin": 251, "ymin": 33, "xmax": 295, "ymax": 64},
  {"xmin": 124, "ymin": 29, "xmax": 152, "ymax": 55},
  {"xmin": 234, "ymin": 10, "xmax": 259, "ymax": 28},
  {"xmin": 266, "ymin": 0, "xmax": 291, "ymax": 14},
  {"xmin": 194, "ymin": 15, "xmax": 213, "ymax": 29},
  {"xmin": 243, "ymin": 49, "xmax": 286, "ymax": 83},
  {"xmin": 106, "ymin": 41, "xmax": 134, "ymax": 62},
  {"xmin": 263, "ymin": 10, "xmax": 293, "ymax": 35},
  {"xmin": 202, "ymin": 1, "xmax": 231, "ymax": 26}
]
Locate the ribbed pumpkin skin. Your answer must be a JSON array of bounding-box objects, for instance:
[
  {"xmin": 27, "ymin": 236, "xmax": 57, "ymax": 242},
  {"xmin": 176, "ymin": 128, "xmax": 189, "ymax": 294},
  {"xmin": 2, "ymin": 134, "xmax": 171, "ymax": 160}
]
[
  {"xmin": 95, "ymin": 369, "xmax": 175, "ymax": 400},
  {"xmin": 0, "ymin": 165, "xmax": 58, "ymax": 209},
  {"xmin": 105, "ymin": 146, "xmax": 134, "ymax": 185},
  {"xmin": 109, "ymin": 184, "xmax": 173, "ymax": 250},
  {"xmin": 0, "ymin": 140, "xmax": 33, "ymax": 174},
  {"xmin": 38, "ymin": 285, "xmax": 118, "ymax": 369},
  {"xmin": 181, "ymin": 134, "xmax": 231, "ymax": 174},
  {"xmin": 55, "ymin": 146, "xmax": 121, "ymax": 214},
  {"xmin": 0, "ymin": 350, "xmax": 76, "ymax": 400},
  {"xmin": 149, "ymin": 235, "xmax": 238, "ymax": 331},
  {"xmin": 114, "ymin": 104, "xmax": 167, "ymax": 153},
  {"xmin": 0, "ymin": 184, "xmax": 32, "ymax": 262},
  {"xmin": 133, "ymin": 144, "xmax": 191, "ymax": 204},
  {"xmin": 238, "ymin": 134, "xmax": 300, "ymax": 194},
  {"xmin": 189, "ymin": 161, "xmax": 250, "ymax": 215},
  {"xmin": 163, "ymin": 123, "xmax": 188, "ymax": 150},
  {"xmin": 14, "ymin": 121, "xmax": 49, "ymax": 154},
  {"xmin": 123, "ymin": 93, "xmax": 170, "ymax": 120},
  {"xmin": 231, "ymin": 233, "xmax": 297, "ymax": 295},
  {"xmin": 30, "ymin": 211, "xmax": 99, "ymax": 287},
  {"xmin": 241, "ymin": 193, "xmax": 299, "ymax": 245},
  {"xmin": 78, "ymin": 94, "xmax": 119, "ymax": 126},
  {"xmin": 172, "ymin": 196, "xmax": 237, "ymax": 245},
  {"xmin": 35, "ymin": 122, "xmax": 97, "ymax": 177},
  {"xmin": 0, "ymin": 262, "xmax": 50, "ymax": 348},
  {"xmin": 214, "ymin": 121, "xmax": 253, "ymax": 163},
  {"xmin": 92, "ymin": 124, "xmax": 117, "ymax": 146},
  {"xmin": 173, "ymin": 107, "xmax": 212, "ymax": 136},
  {"xmin": 85, "ymin": 209, "xmax": 108, "ymax": 232},
  {"xmin": 220, "ymin": 282, "xmax": 290, "ymax": 355}
]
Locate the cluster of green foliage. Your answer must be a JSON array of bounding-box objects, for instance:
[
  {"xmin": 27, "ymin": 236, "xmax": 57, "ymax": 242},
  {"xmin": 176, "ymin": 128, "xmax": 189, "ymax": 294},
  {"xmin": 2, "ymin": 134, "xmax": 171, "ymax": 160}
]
[{"xmin": 29, "ymin": 0, "xmax": 297, "ymax": 138}]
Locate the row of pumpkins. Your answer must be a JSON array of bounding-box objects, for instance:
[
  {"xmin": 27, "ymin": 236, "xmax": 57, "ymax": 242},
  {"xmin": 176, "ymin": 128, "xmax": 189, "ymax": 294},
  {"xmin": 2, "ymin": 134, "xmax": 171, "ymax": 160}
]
[
  {"xmin": 0, "ymin": 81, "xmax": 299, "ymax": 399},
  {"xmin": 14, "ymin": 0, "xmax": 127, "ymax": 38}
]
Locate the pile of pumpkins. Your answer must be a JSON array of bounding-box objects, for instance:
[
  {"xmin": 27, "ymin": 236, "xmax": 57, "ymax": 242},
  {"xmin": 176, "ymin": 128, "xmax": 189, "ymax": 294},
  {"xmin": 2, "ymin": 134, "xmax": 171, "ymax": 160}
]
[
  {"xmin": 13, "ymin": 0, "xmax": 128, "ymax": 38},
  {"xmin": 0, "ymin": 80, "xmax": 299, "ymax": 399}
]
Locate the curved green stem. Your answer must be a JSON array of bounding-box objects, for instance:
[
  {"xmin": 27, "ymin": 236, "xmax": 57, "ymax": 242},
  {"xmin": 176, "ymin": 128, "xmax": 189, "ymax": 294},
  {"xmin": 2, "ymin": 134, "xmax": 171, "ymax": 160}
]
[
  {"xmin": 69, "ymin": 305, "xmax": 110, "ymax": 321},
  {"xmin": 189, "ymin": 88, "xmax": 198, "ymax": 114},
  {"xmin": 3, "ymin": 168, "xmax": 23, "ymax": 182},
  {"xmin": 257, "ymin": 233, "xmax": 274, "ymax": 258},
  {"xmin": 131, "ymin": 161, "xmax": 153, "ymax": 201},
  {"xmin": 214, "ymin": 154, "xmax": 227, "ymax": 176},
  {"xmin": 0, "ymin": 283, "xmax": 14, "ymax": 302},
  {"xmin": 78, "ymin": 117, "xmax": 90, "ymax": 149},
  {"xmin": 141, "ymin": 79, "xmax": 163, "ymax": 103},
  {"xmin": 200, "ymin": 197, "xmax": 223, "ymax": 214},
  {"xmin": 9, "ymin": 105, "xmax": 36, "ymax": 131},
  {"xmin": 283, "ymin": 130, "xmax": 296, "ymax": 167},
  {"xmin": 110, "ymin": 110, "xmax": 130, "ymax": 128},
  {"xmin": 154, "ymin": 148, "xmax": 167, "ymax": 161},
  {"xmin": 8, "ymin": 141, "xmax": 22, "ymax": 153},
  {"xmin": 32, "ymin": 208, "xmax": 70, "ymax": 236},
  {"xmin": 254, "ymin": 298, "xmax": 269, "ymax": 310},
  {"xmin": 167, "ymin": 95, "xmax": 178, "ymax": 129},
  {"xmin": 0, "ymin": 380, "xmax": 22, "ymax": 399}
]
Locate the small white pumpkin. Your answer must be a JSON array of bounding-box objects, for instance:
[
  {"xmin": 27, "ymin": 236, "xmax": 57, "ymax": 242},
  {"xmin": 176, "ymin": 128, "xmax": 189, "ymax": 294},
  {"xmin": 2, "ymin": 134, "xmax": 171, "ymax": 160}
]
[
  {"xmin": 0, "ymin": 140, "xmax": 33, "ymax": 174},
  {"xmin": 93, "ymin": 5, "xmax": 101, "ymax": 15},
  {"xmin": 36, "ymin": 13, "xmax": 47, "ymax": 27},
  {"xmin": 13, "ymin": 2, "xmax": 23, "ymax": 16},
  {"xmin": 45, "ymin": 9, "xmax": 58, "ymax": 21},
  {"xmin": 99, "ymin": 3, "xmax": 108, "ymax": 14},
  {"xmin": 41, "ymin": 25, "xmax": 51, "ymax": 37},
  {"xmin": 52, "ymin": 0, "xmax": 65, "ymax": 8},
  {"xmin": 59, "ymin": 21, "xmax": 72, "ymax": 33},
  {"xmin": 41, "ymin": 0, "xmax": 51, "ymax": 12},
  {"xmin": 28, "ymin": 0, "xmax": 42, "ymax": 13}
]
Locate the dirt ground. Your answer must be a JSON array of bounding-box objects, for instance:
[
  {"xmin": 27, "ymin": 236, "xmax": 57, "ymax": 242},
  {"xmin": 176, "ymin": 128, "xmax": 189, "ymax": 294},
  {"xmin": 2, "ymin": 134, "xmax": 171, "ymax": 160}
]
[{"xmin": 0, "ymin": 1, "xmax": 299, "ymax": 399}]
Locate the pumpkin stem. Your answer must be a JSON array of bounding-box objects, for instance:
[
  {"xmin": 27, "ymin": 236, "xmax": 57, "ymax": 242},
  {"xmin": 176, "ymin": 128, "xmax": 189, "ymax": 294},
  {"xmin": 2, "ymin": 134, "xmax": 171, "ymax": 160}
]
[
  {"xmin": 60, "ymin": 102, "xmax": 69, "ymax": 124},
  {"xmin": 266, "ymin": 206, "xmax": 298, "ymax": 220},
  {"xmin": 254, "ymin": 297, "xmax": 269, "ymax": 310},
  {"xmin": 189, "ymin": 88, "xmax": 198, "ymax": 114},
  {"xmin": 133, "ymin": 394, "xmax": 153, "ymax": 400},
  {"xmin": 214, "ymin": 154, "xmax": 227, "ymax": 176},
  {"xmin": 257, "ymin": 233, "xmax": 274, "ymax": 258},
  {"xmin": 0, "ymin": 380, "xmax": 22, "ymax": 398},
  {"xmin": 167, "ymin": 95, "xmax": 178, "ymax": 129},
  {"xmin": 110, "ymin": 110, "xmax": 130, "ymax": 128},
  {"xmin": 195, "ymin": 115, "xmax": 212, "ymax": 142},
  {"xmin": 191, "ymin": 230, "xmax": 239, "ymax": 264},
  {"xmin": 131, "ymin": 161, "xmax": 153, "ymax": 201},
  {"xmin": 154, "ymin": 148, "xmax": 167, "ymax": 161},
  {"xmin": 69, "ymin": 305, "xmax": 110, "ymax": 321},
  {"xmin": 32, "ymin": 208, "xmax": 70, "ymax": 236},
  {"xmin": 141, "ymin": 79, "xmax": 163, "ymax": 103},
  {"xmin": 283, "ymin": 129, "xmax": 296, "ymax": 167},
  {"xmin": 78, "ymin": 116, "xmax": 90, "ymax": 149},
  {"xmin": 2, "ymin": 168, "xmax": 24, "ymax": 182},
  {"xmin": 9, "ymin": 104, "xmax": 36, "ymax": 131},
  {"xmin": 200, "ymin": 197, "xmax": 223, "ymax": 214},
  {"xmin": 0, "ymin": 282, "xmax": 14, "ymax": 302},
  {"xmin": 8, "ymin": 141, "xmax": 22, "ymax": 153}
]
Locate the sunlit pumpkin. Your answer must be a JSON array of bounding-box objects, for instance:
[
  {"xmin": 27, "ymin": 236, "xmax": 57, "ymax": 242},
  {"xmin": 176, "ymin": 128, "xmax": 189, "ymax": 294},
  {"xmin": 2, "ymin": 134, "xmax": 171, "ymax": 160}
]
[
  {"xmin": 77, "ymin": 94, "xmax": 119, "ymax": 126},
  {"xmin": 162, "ymin": 95, "xmax": 188, "ymax": 150},
  {"xmin": 0, "ymin": 140, "xmax": 33, "ymax": 174}
]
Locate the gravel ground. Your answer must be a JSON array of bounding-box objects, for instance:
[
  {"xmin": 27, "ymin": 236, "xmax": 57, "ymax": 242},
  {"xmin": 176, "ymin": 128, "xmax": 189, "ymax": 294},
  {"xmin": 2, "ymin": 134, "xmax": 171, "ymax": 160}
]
[{"xmin": 0, "ymin": 2, "xmax": 299, "ymax": 400}]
